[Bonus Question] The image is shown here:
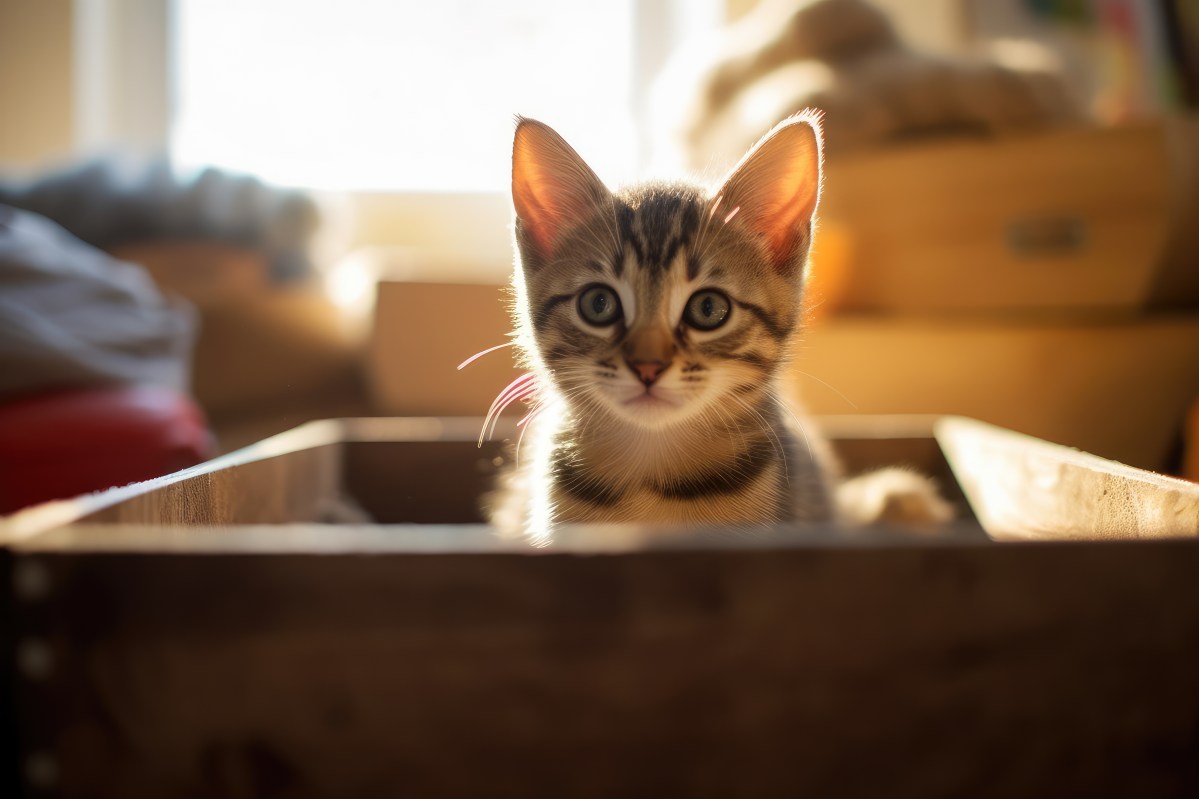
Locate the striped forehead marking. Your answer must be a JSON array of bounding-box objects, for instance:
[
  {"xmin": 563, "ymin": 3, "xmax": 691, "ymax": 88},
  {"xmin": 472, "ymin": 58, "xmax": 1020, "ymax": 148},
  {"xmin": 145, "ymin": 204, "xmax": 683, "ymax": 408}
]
[{"xmin": 615, "ymin": 187, "xmax": 704, "ymax": 282}]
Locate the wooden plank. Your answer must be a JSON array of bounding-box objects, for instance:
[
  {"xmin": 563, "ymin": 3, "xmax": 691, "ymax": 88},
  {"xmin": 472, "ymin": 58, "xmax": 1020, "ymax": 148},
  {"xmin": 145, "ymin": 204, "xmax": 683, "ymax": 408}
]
[
  {"xmin": 937, "ymin": 416, "xmax": 1199, "ymax": 540},
  {"xmin": 343, "ymin": 439, "xmax": 497, "ymax": 524},
  {"xmin": 0, "ymin": 420, "xmax": 348, "ymax": 545},
  {"xmin": 8, "ymin": 519, "xmax": 986, "ymax": 555},
  {"xmin": 9, "ymin": 541, "xmax": 1199, "ymax": 797},
  {"xmin": 0, "ymin": 418, "xmax": 494, "ymax": 543},
  {"xmin": 0, "ymin": 551, "xmax": 20, "ymax": 799}
]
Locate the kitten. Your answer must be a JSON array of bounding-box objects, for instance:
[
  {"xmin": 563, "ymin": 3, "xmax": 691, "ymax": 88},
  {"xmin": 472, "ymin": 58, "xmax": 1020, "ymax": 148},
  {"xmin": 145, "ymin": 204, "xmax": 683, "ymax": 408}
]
[{"xmin": 489, "ymin": 112, "xmax": 949, "ymax": 541}]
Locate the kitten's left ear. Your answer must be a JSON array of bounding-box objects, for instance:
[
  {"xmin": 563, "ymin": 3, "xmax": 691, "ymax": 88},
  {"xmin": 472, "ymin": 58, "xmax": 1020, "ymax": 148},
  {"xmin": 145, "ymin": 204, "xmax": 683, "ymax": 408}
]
[{"xmin": 713, "ymin": 110, "xmax": 823, "ymax": 276}]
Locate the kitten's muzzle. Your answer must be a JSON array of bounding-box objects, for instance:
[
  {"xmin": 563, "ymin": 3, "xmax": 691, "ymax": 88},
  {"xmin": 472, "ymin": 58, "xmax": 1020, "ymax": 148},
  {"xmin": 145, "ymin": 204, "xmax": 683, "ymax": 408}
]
[{"xmin": 622, "ymin": 327, "xmax": 676, "ymax": 387}]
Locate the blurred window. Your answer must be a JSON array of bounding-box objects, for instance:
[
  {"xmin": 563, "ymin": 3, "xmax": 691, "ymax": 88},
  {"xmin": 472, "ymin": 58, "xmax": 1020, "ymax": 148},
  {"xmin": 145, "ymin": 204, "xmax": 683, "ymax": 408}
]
[{"xmin": 172, "ymin": 0, "xmax": 646, "ymax": 192}]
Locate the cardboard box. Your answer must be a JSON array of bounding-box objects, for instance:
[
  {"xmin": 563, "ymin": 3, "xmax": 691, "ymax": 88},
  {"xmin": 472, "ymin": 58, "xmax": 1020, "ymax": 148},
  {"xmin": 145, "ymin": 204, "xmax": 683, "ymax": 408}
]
[
  {"xmin": 368, "ymin": 281, "xmax": 522, "ymax": 418},
  {"xmin": 1, "ymin": 416, "xmax": 1197, "ymax": 797}
]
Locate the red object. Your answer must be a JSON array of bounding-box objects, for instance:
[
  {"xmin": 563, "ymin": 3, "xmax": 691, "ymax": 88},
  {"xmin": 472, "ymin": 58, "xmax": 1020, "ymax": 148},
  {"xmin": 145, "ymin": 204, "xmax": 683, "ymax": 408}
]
[{"xmin": 0, "ymin": 385, "xmax": 215, "ymax": 515}]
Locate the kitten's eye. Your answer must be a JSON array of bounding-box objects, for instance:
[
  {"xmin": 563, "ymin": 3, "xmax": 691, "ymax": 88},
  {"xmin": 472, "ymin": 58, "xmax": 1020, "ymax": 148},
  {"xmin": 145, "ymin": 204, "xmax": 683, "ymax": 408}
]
[
  {"xmin": 684, "ymin": 290, "xmax": 731, "ymax": 331},
  {"xmin": 577, "ymin": 284, "xmax": 622, "ymax": 327}
]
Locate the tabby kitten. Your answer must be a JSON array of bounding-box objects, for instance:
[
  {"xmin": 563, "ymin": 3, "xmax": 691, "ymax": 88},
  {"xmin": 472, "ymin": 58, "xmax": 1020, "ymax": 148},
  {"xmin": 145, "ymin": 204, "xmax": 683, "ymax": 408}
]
[{"xmin": 490, "ymin": 112, "xmax": 944, "ymax": 541}]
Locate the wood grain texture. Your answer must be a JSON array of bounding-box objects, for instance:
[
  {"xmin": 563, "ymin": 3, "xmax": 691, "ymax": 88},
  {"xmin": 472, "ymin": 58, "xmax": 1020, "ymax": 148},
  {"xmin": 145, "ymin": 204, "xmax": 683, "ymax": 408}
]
[
  {"xmin": 9, "ymin": 542, "xmax": 1199, "ymax": 798},
  {"xmin": 0, "ymin": 418, "xmax": 492, "ymax": 543},
  {"xmin": 0, "ymin": 419, "xmax": 347, "ymax": 545},
  {"xmin": 0, "ymin": 553, "xmax": 20, "ymax": 799},
  {"xmin": 938, "ymin": 416, "xmax": 1199, "ymax": 540}
]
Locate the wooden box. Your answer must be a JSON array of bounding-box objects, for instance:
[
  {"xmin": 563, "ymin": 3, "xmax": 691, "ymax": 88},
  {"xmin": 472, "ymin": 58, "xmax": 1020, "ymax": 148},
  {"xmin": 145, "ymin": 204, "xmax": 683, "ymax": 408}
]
[
  {"xmin": 819, "ymin": 117, "xmax": 1199, "ymax": 315},
  {"xmin": 3, "ymin": 417, "xmax": 1199, "ymax": 798}
]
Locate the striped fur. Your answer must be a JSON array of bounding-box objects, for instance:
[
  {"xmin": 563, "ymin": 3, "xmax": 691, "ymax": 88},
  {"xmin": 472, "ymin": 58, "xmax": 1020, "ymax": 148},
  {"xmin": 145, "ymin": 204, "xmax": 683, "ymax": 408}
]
[{"xmin": 490, "ymin": 113, "xmax": 838, "ymax": 541}]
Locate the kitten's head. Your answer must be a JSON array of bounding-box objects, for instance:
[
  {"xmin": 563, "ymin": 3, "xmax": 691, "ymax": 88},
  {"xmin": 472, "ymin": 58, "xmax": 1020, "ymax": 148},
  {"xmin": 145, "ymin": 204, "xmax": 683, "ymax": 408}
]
[{"xmin": 510, "ymin": 112, "xmax": 822, "ymax": 432}]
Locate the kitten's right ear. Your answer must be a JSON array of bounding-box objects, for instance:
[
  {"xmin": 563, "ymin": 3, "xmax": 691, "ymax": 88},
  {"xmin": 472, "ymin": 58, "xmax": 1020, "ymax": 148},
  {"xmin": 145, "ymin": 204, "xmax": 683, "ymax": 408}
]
[{"xmin": 512, "ymin": 117, "xmax": 610, "ymax": 259}]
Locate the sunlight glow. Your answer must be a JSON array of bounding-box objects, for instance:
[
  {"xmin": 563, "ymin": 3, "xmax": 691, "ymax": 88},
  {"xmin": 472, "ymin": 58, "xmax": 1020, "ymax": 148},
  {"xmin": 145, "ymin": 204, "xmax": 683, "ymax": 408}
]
[{"xmin": 172, "ymin": 0, "xmax": 637, "ymax": 191}]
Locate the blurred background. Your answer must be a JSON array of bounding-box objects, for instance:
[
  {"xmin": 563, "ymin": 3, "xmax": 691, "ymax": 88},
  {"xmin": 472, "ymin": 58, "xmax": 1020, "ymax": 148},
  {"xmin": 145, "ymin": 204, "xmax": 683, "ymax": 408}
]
[{"xmin": 1, "ymin": 0, "xmax": 1197, "ymax": 513}]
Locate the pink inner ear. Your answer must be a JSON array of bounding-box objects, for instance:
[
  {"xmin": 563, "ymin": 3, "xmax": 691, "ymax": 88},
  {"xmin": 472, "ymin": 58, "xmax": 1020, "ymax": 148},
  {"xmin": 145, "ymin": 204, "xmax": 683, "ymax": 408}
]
[
  {"xmin": 714, "ymin": 172, "xmax": 817, "ymax": 273},
  {"xmin": 511, "ymin": 120, "xmax": 606, "ymax": 258},
  {"xmin": 715, "ymin": 113, "xmax": 823, "ymax": 274},
  {"xmin": 512, "ymin": 167, "xmax": 560, "ymax": 256},
  {"xmin": 765, "ymin": 181, "xmax": 819, "ymax": 266}
]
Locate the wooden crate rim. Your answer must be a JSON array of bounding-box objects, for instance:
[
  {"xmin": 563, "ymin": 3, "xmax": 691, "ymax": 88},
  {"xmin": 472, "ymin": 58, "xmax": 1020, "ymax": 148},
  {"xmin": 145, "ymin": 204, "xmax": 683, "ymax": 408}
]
[{"xmin": 3, "ymin": 415, "xmax": 1194, "ymax": 553}]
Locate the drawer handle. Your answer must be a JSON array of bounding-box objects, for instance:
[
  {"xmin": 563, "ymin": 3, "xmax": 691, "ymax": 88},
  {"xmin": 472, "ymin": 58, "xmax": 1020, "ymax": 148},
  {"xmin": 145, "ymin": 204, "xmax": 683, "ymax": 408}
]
[{"xmin": 1006, "ymin": 216, "xmax": 1087, "ymax": 256}]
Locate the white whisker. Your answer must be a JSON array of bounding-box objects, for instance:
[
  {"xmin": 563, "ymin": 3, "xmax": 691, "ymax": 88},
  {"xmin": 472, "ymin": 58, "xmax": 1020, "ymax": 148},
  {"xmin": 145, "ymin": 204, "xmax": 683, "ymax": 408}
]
[
  {"xmin": 457, "ymin": 341, "xmax": 514, "ymax": 371},
  {"xmin": 791, "ymin": 369, "xmax": 858, "ymax": 410}
]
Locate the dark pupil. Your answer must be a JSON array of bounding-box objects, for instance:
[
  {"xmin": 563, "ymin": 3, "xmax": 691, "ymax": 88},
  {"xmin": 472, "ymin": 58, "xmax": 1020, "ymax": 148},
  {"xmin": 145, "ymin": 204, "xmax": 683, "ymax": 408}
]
[
  {"xmin": 700, "ymin": 296, "xmax": 714, "ymax": 317},
  {"xmin": 592, "ymin": 294, "xmax": 609, "ymax": 316}
]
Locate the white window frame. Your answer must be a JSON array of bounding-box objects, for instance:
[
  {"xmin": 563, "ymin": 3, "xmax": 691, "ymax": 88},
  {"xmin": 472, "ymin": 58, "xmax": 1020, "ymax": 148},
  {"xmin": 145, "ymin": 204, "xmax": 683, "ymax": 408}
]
[{"xmin": 73, "ymin": 0, "xmax": 172, "ymax": 155}]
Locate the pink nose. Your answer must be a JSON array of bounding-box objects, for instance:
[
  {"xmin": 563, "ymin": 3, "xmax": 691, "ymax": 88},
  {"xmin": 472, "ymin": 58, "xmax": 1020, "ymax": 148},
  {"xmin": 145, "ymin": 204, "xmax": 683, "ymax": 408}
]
[{"xmin": 628, "ymin": 359, "xmax": 669, "ymax": 386}]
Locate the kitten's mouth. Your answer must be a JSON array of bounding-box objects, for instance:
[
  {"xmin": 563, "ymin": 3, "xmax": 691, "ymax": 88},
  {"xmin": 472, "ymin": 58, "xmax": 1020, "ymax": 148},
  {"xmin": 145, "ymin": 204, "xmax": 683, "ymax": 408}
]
[
  {"xmin": 614, "ymin": 387, "xmax": 691, "ymax": 429},
  {"xmin": 623, "ymin": 389, "xmax": 678, "ymax": 408}
]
